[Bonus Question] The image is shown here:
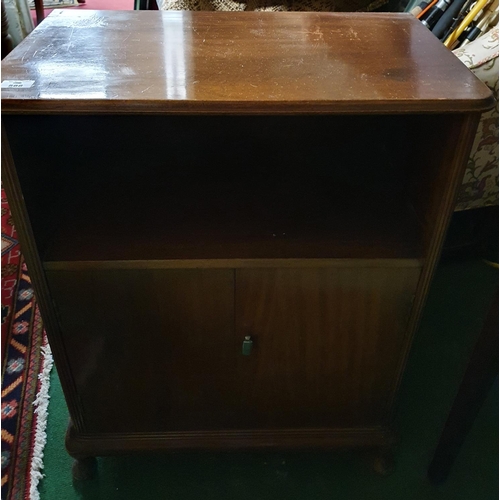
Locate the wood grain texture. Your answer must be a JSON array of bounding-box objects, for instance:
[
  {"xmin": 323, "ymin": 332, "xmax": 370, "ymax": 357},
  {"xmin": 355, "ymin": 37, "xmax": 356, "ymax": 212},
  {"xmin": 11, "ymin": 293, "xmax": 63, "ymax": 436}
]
[
  {"xmin": 41, "ymin": 184, "xmax": 422, "ymax": 261},
  {"xmin": 47, "ymin": 263, "xmax": 421, "ymax": 434},
  {"xmin": 235, "ymin": 266, "xmax": 421, "ymax": 428},
  {"xmin": 46, "ymin": 268, "xmax": 237, "ymax": 433},
  {"xmin": 43, "ymin": 258, "xmax": 423, "ymax": 271},
  {"xmin": 1, "ymin": 10, "xmax": 493, "ymax": 114},
  {"xmin": 34, "ymin": 0, "xmax": 44, "ymax": 25},
  {"xmin": 66, "ymin": 421, "xmax": 395, "ymax": 456}
]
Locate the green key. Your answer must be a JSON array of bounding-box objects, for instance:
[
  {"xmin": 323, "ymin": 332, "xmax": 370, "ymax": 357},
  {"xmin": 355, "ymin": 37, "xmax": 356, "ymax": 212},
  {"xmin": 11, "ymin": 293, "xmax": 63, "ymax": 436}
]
[{"xmin": 242, "ymin": 335, "xmax": 253, "ymax": 356}]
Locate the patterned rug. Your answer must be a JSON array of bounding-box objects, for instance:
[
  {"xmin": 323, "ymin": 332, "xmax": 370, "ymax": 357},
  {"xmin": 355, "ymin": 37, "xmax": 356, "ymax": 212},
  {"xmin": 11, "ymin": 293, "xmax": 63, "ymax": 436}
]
[{"xmin": 1, "ymin": 188, "xmax": 53, "ymax": 500}]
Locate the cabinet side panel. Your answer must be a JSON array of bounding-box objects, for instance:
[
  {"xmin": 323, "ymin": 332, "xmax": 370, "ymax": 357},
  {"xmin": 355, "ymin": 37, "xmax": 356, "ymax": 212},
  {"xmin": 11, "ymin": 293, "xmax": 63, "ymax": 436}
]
[
  {"xmin": 1, "ymin": 125, "xmax": 87, "ymax": 433},
  {"xmin": 406, "ymin": 114, "xmax": 481, "ymax": 255},
  {"xmin": 391, "ymin": 113, "xmax": 481, "ymax": 418}
]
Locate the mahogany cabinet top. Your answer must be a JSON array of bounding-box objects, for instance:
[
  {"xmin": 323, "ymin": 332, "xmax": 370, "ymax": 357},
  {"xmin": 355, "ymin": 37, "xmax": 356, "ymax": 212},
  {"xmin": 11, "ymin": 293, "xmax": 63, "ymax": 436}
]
[{"xmin": 1, "ymin": 10, "xmax": 493, "ymax": 114}]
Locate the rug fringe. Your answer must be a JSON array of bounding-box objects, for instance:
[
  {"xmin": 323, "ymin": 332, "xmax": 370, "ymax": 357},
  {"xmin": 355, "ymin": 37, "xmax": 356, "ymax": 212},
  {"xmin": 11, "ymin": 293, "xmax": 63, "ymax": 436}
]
[{"xmin": 29, "ymin": 338, "xmax": 54, "ymax": 500}]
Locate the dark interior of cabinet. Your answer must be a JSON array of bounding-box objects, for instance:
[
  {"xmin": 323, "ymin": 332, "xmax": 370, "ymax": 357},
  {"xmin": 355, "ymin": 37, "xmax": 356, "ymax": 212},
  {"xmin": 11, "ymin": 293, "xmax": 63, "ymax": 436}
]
[{"xmin": 4, "ymin": 114, "xmax": 455, "ymax": 262}]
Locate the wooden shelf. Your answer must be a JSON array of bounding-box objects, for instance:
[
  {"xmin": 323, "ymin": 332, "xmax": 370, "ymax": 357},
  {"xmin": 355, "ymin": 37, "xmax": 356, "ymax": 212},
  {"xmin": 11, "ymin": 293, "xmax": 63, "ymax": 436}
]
[{"xmin": 43, "ymin": 178, "xmax": 423, "ymax": 263}]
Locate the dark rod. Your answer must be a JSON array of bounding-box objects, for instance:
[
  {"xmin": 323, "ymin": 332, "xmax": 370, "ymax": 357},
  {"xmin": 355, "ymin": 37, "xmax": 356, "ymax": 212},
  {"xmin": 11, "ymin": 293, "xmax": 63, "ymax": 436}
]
[{"xmin": 432, "ymin": 0, "xmax": 469, "ymax": 38}]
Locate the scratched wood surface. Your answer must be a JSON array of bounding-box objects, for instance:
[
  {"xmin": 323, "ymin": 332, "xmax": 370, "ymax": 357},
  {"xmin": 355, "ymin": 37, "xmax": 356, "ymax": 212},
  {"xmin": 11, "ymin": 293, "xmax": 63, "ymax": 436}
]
[{"xmin": 1, "ymin": 10, "xmax": 493, "ymax": 114}]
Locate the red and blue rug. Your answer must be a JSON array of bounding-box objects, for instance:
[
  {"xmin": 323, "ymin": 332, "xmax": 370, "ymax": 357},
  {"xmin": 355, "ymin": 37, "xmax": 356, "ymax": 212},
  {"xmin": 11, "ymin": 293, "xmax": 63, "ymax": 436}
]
[{"xmin": 1, "ymin": 188, "xmax": 52, "ymax": 500}]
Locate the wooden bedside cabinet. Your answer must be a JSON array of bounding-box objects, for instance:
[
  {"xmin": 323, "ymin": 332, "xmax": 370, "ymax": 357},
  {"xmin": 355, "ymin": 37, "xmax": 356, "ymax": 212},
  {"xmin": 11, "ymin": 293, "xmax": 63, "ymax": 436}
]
[{"xmin": 1, "ymin": 10, "xmax": 493, "ymax": 479}]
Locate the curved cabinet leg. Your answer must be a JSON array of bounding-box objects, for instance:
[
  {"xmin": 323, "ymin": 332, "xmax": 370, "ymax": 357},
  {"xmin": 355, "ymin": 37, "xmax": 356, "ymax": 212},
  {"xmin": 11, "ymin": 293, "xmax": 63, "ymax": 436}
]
[
  {"xmin": 372, "ymin": 447, "xmax": 395, "ymax": 476},
  {"xmin": 72, "ymin": 456, "xmax": 98, "ymax": 481},
  {"xmin": 66, "ymin": 419, "xmax": 98, "ymax": 480}
]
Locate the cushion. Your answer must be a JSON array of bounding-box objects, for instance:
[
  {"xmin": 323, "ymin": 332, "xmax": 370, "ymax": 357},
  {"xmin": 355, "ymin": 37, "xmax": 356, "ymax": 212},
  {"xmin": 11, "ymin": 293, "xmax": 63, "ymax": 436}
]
[{"xmin": 454, "ymin": 26, "xmax": 499, "ymax": 210}]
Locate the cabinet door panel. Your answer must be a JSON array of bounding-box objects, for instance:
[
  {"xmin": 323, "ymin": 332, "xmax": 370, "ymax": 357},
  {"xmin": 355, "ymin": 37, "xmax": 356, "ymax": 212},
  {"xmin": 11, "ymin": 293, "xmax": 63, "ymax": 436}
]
[
  {"xmin": 46, "ymin": 269, "xmax": 236, "ymax": 433},
  {"xmin": 235, "ymin": 266, "xmax": 421, "ymax": 428}
]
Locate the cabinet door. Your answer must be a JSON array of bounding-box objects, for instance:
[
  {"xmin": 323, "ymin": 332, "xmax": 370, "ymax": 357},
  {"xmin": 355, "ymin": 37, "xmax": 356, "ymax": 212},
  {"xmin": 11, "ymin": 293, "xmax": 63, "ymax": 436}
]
[
  {"xmin": 46, "ymin": 268, "xmax": 237, "ymax": 433},
  {"xmin": 235, "ymin": 266, "xmax": 421, "ymax": 428}
]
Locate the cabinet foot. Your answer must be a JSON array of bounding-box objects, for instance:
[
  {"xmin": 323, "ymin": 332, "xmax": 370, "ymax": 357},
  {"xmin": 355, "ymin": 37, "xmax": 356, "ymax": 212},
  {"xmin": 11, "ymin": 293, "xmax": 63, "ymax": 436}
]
[
  {"xmin": 72, "ymin": 457, "xmax": 98, "ymax": 481},
  {"xmin": 372, "ymin": 448, "xmax": 395, "ymax": 476}
]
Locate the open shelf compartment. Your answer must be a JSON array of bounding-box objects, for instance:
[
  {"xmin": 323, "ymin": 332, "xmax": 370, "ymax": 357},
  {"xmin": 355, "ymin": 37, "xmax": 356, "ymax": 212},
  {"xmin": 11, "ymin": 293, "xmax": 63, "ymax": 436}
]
[{"xmin": 4, "ymin": 114, "xmax": 445, "ymax": 265}]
